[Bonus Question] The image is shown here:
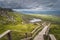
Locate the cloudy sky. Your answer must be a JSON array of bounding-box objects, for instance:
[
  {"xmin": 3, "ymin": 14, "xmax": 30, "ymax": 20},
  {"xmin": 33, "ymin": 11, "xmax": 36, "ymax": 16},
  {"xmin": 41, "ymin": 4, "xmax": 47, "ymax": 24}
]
[{"xmin": 0, "ymin": 0, "xmax": 60, "ymax": 10}]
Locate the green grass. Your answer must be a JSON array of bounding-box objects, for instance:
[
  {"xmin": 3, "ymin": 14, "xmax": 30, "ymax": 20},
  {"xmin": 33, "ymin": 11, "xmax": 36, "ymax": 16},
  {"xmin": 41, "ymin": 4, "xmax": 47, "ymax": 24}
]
[{"xmin": 30, "ymin": 14, "xmax": 60, "ymax": 40}]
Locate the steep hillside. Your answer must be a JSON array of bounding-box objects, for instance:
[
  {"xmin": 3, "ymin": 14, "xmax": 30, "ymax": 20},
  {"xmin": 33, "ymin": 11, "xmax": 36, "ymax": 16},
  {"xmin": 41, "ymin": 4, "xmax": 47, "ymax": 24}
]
[{"xmin": 0, "ymin": 8, "xmax": 38, "ymax": 40}]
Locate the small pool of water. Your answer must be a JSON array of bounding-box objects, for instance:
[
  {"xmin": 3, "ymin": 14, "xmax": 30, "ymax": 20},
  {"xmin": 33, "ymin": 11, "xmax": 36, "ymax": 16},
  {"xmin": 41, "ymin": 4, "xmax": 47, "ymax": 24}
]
[{"xmin": 29, "ymin": 18, "xmax": 42, "ymax": 23}]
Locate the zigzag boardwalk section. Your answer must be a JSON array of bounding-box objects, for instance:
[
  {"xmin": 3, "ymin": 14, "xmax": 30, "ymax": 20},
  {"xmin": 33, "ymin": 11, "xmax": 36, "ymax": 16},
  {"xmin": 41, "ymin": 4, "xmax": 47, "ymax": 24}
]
[{"xmin": 33, "ymin": 23, "xmax": 50, "ymax": 40}]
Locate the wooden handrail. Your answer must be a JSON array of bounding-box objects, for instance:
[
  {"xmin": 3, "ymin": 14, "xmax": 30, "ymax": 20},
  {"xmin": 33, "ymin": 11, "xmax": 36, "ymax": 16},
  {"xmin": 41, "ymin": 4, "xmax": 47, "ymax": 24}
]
[
  {"xmin": 0, "ymin": 30, "xmax": 12, "ymax": 40},
  {"xmin": 49, "ymin": 34, "xmax": 56, "ymax": 40},
  {"xmin": 32, "ymin": 27, "xmax": 43, "ymax": 38},
  {"xmin": 31, "ymin": 26, "xmax": 41, "ymax": 34},
  {"xmin": 21, "ymin": 25, "xmax": 42, "ymax": 40}
]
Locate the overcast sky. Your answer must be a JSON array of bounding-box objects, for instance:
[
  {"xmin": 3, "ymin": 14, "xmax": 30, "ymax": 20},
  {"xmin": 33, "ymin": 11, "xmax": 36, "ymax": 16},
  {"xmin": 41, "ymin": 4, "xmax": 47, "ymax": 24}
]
[{"xmin": 0, "ymin": 0, "xmax": 60, "ymax": 10}]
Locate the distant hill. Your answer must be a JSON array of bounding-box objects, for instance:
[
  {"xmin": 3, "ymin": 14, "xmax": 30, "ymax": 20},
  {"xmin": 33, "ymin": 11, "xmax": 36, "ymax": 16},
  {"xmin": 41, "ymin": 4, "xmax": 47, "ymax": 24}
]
[{"xmin": 20, "ymin": 10, "xmax": 60, "ymax": 16}]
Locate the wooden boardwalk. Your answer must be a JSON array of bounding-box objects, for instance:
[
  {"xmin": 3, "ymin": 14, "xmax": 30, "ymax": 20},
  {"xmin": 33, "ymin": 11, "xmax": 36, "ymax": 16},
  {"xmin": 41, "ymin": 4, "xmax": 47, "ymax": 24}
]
[{"xmin": 33, "ymin": 23, "xmax": 50, "ymax": 40}]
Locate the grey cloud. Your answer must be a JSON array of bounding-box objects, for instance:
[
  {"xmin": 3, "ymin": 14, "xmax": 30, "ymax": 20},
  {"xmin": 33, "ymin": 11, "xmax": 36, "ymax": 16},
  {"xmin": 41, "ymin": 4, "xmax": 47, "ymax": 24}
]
[{"xmin": 0, "ymin": 0, "xmax": 60, "ymax": 10}]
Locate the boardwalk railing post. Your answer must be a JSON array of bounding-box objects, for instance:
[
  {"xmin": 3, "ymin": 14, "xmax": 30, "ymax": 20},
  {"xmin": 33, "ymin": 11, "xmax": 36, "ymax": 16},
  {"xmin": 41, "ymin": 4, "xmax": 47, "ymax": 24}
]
[
  {"xmin": 30, "ymin": 33, "xmax": 32, "ymax": 40},
  {"xmin": 48, "ymin": 35, "xmax": 51, "ymax": 40},
  {"xmin": 7, "ymin": 32, "xmax": 12, "ymax": 40},
  {"xmin": 25, "ymin": 33, "xmax": 28, "ymax": 38},
  {"xmin": 43, "ymin": 34, "xmax": 48, "ymax": 40}
]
